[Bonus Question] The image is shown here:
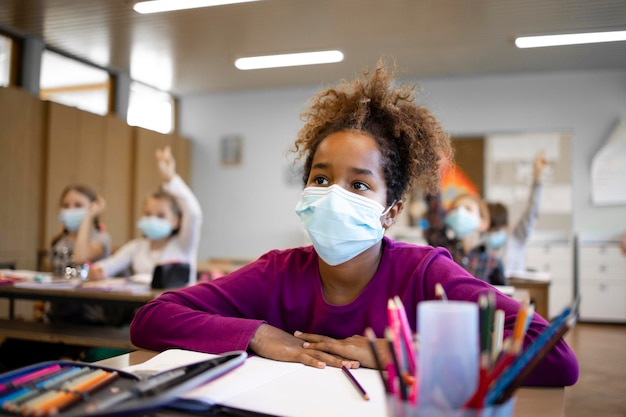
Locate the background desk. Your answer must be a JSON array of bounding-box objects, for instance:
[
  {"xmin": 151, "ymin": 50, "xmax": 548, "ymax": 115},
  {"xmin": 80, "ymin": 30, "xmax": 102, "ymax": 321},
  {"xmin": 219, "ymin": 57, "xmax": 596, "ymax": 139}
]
[
  {"xmin": 509, "ymin": 278, "xmax": 551, "ymax": 319},
  {"xmin": 96, "ymin": 351, "xmax": 565, "ymax": 417},
  {"xmin": 0, "ymin": 285, "xmax": 161, "ymax": 349}
]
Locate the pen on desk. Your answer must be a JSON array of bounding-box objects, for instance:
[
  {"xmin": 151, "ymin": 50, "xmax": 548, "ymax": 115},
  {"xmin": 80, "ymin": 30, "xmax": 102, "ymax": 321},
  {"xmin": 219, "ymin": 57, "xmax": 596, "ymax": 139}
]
[
  {"xmin": 364, "ymin": 327, "xmax": 390, "ymax": 393},
  {"xmin": 434, "ymin": 283, "xmax": 447, "ymax": 301},
  {"xmin": 341, "ymin": 366, "xmax": 369, "ymax": 401}
]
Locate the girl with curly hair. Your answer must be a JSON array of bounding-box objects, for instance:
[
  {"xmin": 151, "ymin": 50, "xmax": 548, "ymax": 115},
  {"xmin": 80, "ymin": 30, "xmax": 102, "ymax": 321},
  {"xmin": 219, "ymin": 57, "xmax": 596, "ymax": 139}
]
[{"xmin": 130, "ymin": 62, "xmax": 577, "ymax": 387}]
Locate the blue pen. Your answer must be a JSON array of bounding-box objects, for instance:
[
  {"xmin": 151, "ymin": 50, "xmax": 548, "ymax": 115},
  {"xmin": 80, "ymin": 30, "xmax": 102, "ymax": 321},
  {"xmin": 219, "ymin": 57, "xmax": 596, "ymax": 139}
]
[{"xmin": 485, "ymin": 307, "xmax": 572, "ymax": 405}]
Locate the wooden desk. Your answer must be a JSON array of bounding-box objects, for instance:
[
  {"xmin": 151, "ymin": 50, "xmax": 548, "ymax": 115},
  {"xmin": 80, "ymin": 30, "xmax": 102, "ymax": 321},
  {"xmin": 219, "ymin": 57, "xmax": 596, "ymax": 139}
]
[
  {"xmin": 0, "ymin": 284, "xmax": 161, "ymax": 349},
  {"xmin": 96, "ymin": 351, "xmax": 565, "ymax": 417},
  {"xmin": 509, "ymin": 278, "xmax": 551, "ymax": 319}
]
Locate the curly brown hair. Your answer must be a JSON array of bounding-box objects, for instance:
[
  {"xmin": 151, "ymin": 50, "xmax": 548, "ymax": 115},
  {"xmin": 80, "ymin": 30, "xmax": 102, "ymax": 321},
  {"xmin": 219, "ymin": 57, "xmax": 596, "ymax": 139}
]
[{"xmin": 292, "ymin": 61, "xmax": 453, "ymax": 204}]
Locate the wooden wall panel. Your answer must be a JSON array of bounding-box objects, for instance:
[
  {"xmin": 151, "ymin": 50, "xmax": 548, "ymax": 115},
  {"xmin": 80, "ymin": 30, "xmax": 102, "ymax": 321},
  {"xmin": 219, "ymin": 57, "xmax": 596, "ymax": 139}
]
[
  {"xmin": 172, "ymin": 134, "xmax": 191, "ymax": 184},
  {"xmin": 0, "ymin": 87, "xmax": 45, "ymax": 269},
  {"xmin": 102, "ymin": 116, "xmax": 134, "ymax": 248},
  {"xmin": 1, "ymin": 90, "xmax": 190, "ymax": 266}
]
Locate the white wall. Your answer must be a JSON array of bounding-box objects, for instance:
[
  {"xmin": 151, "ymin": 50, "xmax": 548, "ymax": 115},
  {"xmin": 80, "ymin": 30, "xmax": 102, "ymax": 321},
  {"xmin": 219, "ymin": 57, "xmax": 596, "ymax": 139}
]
[{"xmin": 180, "ymin": 70, "xmax": 626, "ymax": 261}]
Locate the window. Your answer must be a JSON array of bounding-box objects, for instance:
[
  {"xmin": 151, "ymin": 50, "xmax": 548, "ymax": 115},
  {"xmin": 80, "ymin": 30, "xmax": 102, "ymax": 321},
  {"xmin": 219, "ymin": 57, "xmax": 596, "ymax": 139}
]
[
  {"xmin": 39, "ymin": 50, "xmax": 110, "ymax": 115},
  {"xmin": 0, "ymin": 34, "xmax": 12, "ymax": 87},
  {"xmin": 127, "ymin": 81, "xmax": 174, "ymax": 134}
]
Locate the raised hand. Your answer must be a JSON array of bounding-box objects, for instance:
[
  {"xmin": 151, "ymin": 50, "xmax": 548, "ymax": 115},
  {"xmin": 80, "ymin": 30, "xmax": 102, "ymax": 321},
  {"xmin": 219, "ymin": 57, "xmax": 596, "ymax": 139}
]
[
  {"xmin": 87, "ymin": 195, "xmax": 106, "ymax": 218},
  {"xmin": 156, "ymin": 146, "xmax": 176, "ymax": 181},
  {"xmin": 533, "ymin": 150, "xmax": 548, "ymax": 182}
]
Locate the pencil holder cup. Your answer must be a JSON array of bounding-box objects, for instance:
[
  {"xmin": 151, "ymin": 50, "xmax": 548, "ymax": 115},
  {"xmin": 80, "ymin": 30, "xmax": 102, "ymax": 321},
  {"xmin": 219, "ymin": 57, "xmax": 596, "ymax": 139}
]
[
  {"xmin": 386, "ymin": 395, "xmax": 515, "ymax": 417},
  {"xmin": 417, "ymin": 301, "xmax": 479, "ymax": 410}
]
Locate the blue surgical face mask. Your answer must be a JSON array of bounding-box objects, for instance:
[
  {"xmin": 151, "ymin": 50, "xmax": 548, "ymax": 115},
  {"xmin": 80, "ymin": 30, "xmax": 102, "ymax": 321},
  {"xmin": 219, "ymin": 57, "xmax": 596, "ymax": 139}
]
[
  {"xmin": 59, "ymin": 208, "xmax": 87, "ymax": 232},
  {"xmin": 487, "ymin": 229, "xmax": 508, "ymax": 249},
  {"xmin": 137, "ymin": 216, "xmax": 173, "ymax": 241},
  {"xmin": 444, "ymin": 206, "xmax": 480, "ymax": 239},
  {"xmin": 295, "ymin": 184, "xmax": 393, "ymax": 266}
]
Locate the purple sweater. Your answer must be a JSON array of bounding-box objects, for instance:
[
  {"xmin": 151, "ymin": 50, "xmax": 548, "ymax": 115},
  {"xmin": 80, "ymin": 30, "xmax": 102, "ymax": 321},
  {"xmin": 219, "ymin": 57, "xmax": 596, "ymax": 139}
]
[{"xmin": 130, "ymin": 237, "xmax": 578, "ymax": 387}]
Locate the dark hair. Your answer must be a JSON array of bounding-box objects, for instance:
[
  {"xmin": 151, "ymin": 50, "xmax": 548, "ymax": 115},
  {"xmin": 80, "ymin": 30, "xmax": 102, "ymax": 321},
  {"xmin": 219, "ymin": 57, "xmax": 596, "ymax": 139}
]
[
  {"xmin": 488, "ymin": 202, "xmax": 508, "ymax": 230},
  {"xmin": 291, "ymin": 60, "xmax": 452, "ymax": 205},
  {"xmin": 149, "ymin": 188, "xmax": 183, "ymax": 235},
  {"xmin": 51, "ymin": 184, "xmax": 102, "ymax": 247}
]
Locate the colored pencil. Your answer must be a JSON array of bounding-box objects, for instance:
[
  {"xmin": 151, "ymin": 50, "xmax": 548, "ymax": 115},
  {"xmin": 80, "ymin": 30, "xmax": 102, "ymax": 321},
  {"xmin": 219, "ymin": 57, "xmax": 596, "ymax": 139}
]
[
  {"xmin": 341, "ymin": 366, "xmax": 369, "ymax": 401},
  {"xmin": 392, "ymin": 296, "xmax": 419, "ymax": 404},
  {"xmin": 485, "ymin": 306, "xmax": 574, "ymax": 405},
  {"xmin": 392, "ymin": 296, "xmax": 417, "ymax": 375},
  {"xmin": 434, "ymin": 283, "xmax": 447, "ymax": 301},
  {"xmin": 0, "ymin": 365, "xmax": 61, "ymax": 394},
  {"xmin": 495, "ymin": 315, "xmax": 577, "ymax": 403},
  {"xmin": 491, "ymin": 309, "xmax": 505, "ymax": 363},
  {"xmin": 45, "ymin": 371, "xmax": 119, "ymax": 415},
  {"xmin": 364, "ymin": 327, "xmax": 390, "ymax": 393},
  {"xmin": 386, "ymin": 327, "xmax": 407, "ymax": 400}
]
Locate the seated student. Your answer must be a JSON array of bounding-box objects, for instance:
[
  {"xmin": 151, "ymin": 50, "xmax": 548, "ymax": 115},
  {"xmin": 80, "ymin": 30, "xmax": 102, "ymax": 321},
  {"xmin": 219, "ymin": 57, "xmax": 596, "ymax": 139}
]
[
  {"xmin": 486, "ymin": 151, "xmax": 547, "ymax": 276},
  {"xmin": 46, "ymin": 185, "xmax": 112, "ymax": 324},
  {"xmin": 89, "ymin": 146, "xmax": 202, "ymax": 286},
  {"xmin": 130, "ymin": 62, "xmax": 578, "ymax": 387},
  {"xmin": 424, "ymin": 190, "xmax": 506, "ymax": 285},
  {"xmin": 0, "ymin": 185, "xmax": 113, "ymax": 371}
]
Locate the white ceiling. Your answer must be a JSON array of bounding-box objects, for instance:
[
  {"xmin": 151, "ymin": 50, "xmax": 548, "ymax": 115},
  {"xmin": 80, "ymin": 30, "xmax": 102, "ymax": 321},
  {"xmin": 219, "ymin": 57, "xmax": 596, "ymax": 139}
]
[{"xmin": 1, "ymin": 0, "xmax": 625, "ymax": 96}]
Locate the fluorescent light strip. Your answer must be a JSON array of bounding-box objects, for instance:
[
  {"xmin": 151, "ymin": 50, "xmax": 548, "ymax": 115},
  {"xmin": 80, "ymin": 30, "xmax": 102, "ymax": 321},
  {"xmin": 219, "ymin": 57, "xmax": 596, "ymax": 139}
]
[
  {"xmin": 515, "ymin": 30, "xmax": 626, "ymax": 48},
  {"xmin": 134, "ymin": 0, "xmax": 260, "ymax": 14},
  {"xmin": 234, "ymin": 50, "xmax": 344, "ymax": 70}
]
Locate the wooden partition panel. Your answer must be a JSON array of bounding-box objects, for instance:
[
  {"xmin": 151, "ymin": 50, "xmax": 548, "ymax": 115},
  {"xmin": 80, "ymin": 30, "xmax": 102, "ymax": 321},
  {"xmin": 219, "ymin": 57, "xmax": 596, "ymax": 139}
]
[
  {"xmin": 0, "ymin": 87, "xmax": 45, "ymax": 269},
  {"xmin": 101, "ymin": 116, "xmax": 134, "ymax": 249},
  {"xmin": 45, "ymin": 103, "xmax": 135, "ymax": 250},
  {"xmin": 45, "ymin": 103, "xmax": 105, "ymax": 249}
]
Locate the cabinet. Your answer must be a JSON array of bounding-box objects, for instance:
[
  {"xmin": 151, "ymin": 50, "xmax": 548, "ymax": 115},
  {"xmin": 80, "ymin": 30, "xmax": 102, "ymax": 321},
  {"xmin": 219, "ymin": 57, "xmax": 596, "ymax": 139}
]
[
  {"xmin": 524, "ymin": 233, "xmax": 574, "ymax": 319},
  {"xmin": 578, "ymin": 237, "xmax": 626, "ymax": 323}
]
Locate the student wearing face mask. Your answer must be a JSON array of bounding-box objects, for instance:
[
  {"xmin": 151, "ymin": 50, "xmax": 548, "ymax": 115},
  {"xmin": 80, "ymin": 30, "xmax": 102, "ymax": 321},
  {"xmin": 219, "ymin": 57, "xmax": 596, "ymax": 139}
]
[
  {"xmin": 88, "ymin": 146, "xmax": 202, "ymax": 285},
  {"xmin": 46, "ymin": 185, "xmax": 114, "ymax": 324},
  {"xmin": 129, "ymin": 62, "xmax": 578, "ymax": 388},
  {"xmin": 424, "ymin": 190, "xmax": 506, "ymax": 286},
  {"xmin": 486, "ymin": 151, "xmax": 547, "ymax": 276},
  {"xmin": 0, "ymin": 185, "xmax": 112, "ymax": 371},
  {"xmin": 49, "ymin": 185, "xmax": 111, "ymax": 278}
]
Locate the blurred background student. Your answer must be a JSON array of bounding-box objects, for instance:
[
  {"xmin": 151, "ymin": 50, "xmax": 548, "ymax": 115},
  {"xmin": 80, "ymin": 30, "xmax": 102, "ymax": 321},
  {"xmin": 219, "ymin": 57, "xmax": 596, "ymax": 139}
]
[
  {"xmin": 486, "ymin": 151, "xmax": 547, "ymax": 276},
  {"xmin": 425, "ymin": 190, "xmax": 506, "ymax": 285},
  {"xmin": 0, "ymin": 184, "xmax": 112, "ymax": 371},
  {"xmin": 89, "ymin": 146, "xmax": 202, "ymax": 286},
  {"xmin": 46, "ymin": 185, "xmax": 113, "ymax": 325}
]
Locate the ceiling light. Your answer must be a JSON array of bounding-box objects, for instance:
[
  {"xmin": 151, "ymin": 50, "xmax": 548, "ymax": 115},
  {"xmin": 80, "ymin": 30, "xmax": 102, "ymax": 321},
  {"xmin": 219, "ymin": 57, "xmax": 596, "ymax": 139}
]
[
  {"xmin": 515, "ymin": 30, "xmax": 626, "ymax": 48},
  {"xmin": 133, "ymin": 0, "xmax": 260, "ymax": 14},
  {"xmin": 234, "ymin": 50, "xmax": 344, "ymax": 70}
]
